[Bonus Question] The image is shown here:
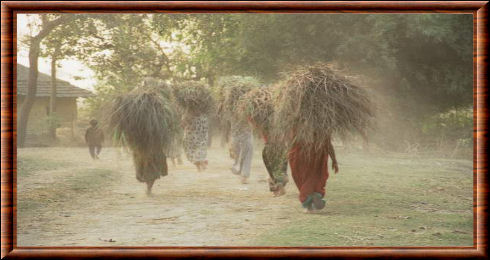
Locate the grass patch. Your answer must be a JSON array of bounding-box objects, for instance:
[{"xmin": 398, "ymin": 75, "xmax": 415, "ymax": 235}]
[
  {"xmin": 17, "ymin": 155, "xmax": 73, "ymax": 178},
  {"xmin": 253, "ymin": 152, "xmax": 473, "ymax": 246},
  {"xmin": 18, "ymin": 166, "xmax": 118, "ymax": 212}
]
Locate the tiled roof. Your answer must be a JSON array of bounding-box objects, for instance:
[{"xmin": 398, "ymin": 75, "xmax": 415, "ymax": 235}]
[{"xmin": 17, "ymin": 64, "xmax": 94, "ymax": 98}]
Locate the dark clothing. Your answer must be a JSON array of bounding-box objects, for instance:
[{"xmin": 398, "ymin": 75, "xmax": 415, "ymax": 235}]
[
  {"xmin": 89, "ymin": 145, "xmax": 102, "ymax": 159},
  {"xmin": 133, "ymin": 152, "xmax": 168, "ymax": 183},
  {"xmin": 85, "ymin": 126, "xmax": 104, "ymax": 159},
  {"xmin": 85, "ymin": 126, "xmax": 104, "ymax": 145}
]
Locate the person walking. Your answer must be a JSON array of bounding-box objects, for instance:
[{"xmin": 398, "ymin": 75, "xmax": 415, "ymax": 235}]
[{"xmin": 85, "ymin": 119, "xmax": 104, "ymax": 160}]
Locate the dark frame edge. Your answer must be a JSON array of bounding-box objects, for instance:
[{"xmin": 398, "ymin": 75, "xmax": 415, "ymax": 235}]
[
  {"xmin": 1, "ymin": 2, "xmax": 14, "ymax": 260},
  {"xmin": 1, "ymin": 1, "xmax": 489, "ymax": 259},
  {"xmin": 475, "ymin": 1, "xmax": 489, "ymax": 258},
  {"xmin": 3, "ymin": 247, "xmax": 488, "ymax": 258},
  {"xmin": 2, "ymin": 1, "xmax": 489, "ymax": 12}
]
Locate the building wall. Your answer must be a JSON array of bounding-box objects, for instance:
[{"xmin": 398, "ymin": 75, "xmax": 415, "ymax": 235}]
[{"xmin": 18, "ymin": 96, "xmax": 78, "ymax": 139}]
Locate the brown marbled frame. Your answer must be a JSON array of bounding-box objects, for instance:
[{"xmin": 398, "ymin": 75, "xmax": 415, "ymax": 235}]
[{"xmin": 1, "ymin": 1, "xmax": 488, "ymax": 259}]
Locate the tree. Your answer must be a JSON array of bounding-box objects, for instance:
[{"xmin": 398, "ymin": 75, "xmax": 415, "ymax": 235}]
[
  {"xmin": 40, "ymin": 17, "xmax": 95, "ymax": 140},
  {"xmin": 18, "ymin": 14, "xmax": 74, "ymax": 147},
  {"xmin": 150, "ymin": 13, "xmax": 472, "ymax": 150},
  {"xmin": 69, "ymin": 14, "xmax": 178, "ymax": 120},
  {"xmin": 21, "ymin": 13, "xmax": 471, "ymax": 150},
  {"xmin": 80, "ymin": 14, "xmax": 173, "ymax": 90}
]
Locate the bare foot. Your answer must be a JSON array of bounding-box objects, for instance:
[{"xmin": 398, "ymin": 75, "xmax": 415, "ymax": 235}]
[
  {"xmin": 146, "ymin": 180, "xmax": 155, "ymax": 196},
  {"xmin": 201, "ymin": 161, "xmax": 208, "ymax": 171},
  {"xmin": 273, "ymin": 186, "xmax": 286, "ymax": 197},
  {"xmin": 305, "ymin": 208, "xmax": 321, "ymax": 214},
  {"xmin": 195, "ymin": 162, "xmax": 202, "ymax": 172},
  {"xmin": 230, "ymin": 167, "xmax": 240, "ymax": 175},
  {"xmin": 241, "ymin": 177, "xmax": 248, "ymax": 184}
]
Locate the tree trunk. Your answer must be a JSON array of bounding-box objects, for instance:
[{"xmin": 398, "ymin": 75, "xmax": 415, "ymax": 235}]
[
  {"xmin": 17, "ymin": 15, "xmax": 70, "ymax": 147},
  {"xmin": 18, "ymin": 37, "xmax": 41, "ymax": 147},
  {"xmin": 207, "ymin": 74, "xmax": 215, "ymax": 87},
  {"xmin": 48, "ymin": 53, "xmax": 58, "ymax": 141}
]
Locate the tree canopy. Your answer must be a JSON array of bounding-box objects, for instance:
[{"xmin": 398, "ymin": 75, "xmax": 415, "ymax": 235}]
[{"xmin": 21, "ymin": 13, "xmax": 473, "ymax": 150}]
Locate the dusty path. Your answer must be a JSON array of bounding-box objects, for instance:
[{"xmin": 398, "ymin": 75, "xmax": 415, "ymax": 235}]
[
  {"xmin": 17, "ymin": 145, "xmax": 473, "ymax": 246},
  {"xmin": 18, "ymin": 145, "xmax": 303, "ymax": 246}
]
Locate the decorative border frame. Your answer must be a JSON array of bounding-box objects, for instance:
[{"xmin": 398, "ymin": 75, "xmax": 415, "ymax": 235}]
[{"xmin": 1, "ymin": 1, "xmax": 488, "ymax": 259}]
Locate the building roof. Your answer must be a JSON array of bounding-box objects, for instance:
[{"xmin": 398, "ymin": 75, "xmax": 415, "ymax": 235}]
[{"xmin": 17, "ymin": 64, "xmax": 94, "ymax": 98}]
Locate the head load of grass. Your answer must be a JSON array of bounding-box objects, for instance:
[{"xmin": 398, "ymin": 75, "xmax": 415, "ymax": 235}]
[
  {"xmin": 108, "ymin": 81, "xmax": 180, "ymax": 183},
  {"xmin": 142, "ymin": 77, "xmax": 174, "ymax": 99},
  {"xmin": 217, "ymin": 76, "xmax": 261, "ymax": 121},
  {"xmin": 140, "ymin": 78, "xmax": 185, "ymax": 158},
  {"xmin": 172, "ymin": 81, "xmax": 215, "ymax": 117},
  {"xmin": 274, "ymin": 63, "xmax": 374, "ymax": 151},
  {"xmin": 237, "ymin": 86, "xmax": 275, "ymax": 136}
]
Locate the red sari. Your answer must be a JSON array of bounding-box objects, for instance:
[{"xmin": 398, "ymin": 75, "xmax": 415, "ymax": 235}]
[{"xmin": 288, "ymin": 144, "xmax": 330, "ymax": 204}]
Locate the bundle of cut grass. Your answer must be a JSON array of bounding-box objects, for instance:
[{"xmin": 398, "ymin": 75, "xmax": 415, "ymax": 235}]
[
  {"xmin": 109, "ymin": 82, "xmax": 180, "ymax": 187},
  {"xmin": 172, "ymin": 81, "xmax": 215, "ymax": 117},
  {"xmin": 218, "ymin": 76, "xmax": 261, "ymax": 121},
  {"xmin": 143, "ymin": 78, "xmax": 185, "ymax": 162},
  {"xmin": 143, "ymin": 77, "xmax": 173, "ymax": 99},
  {"xmin": 274, "ymin": 63, "xmax": 374, "ymax": 152},
  {"xmin": 237, "ymin": 87, "xmax": 275, "ymax": 136}
]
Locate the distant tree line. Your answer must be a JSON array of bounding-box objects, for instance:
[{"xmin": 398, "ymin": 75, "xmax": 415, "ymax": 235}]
[{"xmin": 19, "ymin": 13, "xmax": 473, "ymax": 154}]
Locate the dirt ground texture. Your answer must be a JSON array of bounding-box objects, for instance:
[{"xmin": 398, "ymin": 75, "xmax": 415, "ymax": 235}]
[{"xmin": 17, "ymin": 143, "xmax": 473, "ymax": 247}]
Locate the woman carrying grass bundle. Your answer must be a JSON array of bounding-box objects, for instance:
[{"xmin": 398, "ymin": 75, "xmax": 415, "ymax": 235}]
[
  {"xmin": 288, "ymin": 136, "xmax": 338, "ymax": 211},
  {"xmin": 229, "ymin": 121, "xmax": 254, "ymax": 184},
  {"xmin": 167, "ymin": 135, "xmax": 183, "ymax": 166},
  {"xmin": 219, "ymin": 76, "xmax": 260, "ymax": 184},
  {"xmin": 238, "ymin": 87, "xmax": 289, "ymax": 196},
  {"xmin": 173, "ymin": 81, "xmax": 214, "ymax": 172},
  {"xmin": 274, "ymin": 63, "xmax": 373, "ymax": 212},
  {"xmin": 109, "ymin": 79, "xmax": 179, "ymax": 196},
  {"xmin": 182, "ymin": 113, "xmax": 209, "ymax": 171}
]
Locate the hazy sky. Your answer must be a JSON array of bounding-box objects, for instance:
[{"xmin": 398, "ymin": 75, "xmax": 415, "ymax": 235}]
[{"xmin": 17, "ymin": 14, "xmax": 96, "ymax": 91}]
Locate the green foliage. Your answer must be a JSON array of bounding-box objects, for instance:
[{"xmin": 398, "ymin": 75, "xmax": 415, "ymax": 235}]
[
  {"xmin": 152, "ymin": 13, "xmax": 473, "ymax": 115},
  {"xmin": 29, "ymin": 14, "xmax": 473, "ymax": 112},
  {"xmin": 370, "ymin": 14, "xmax": 473, "ymax": 112},
  {"xmin": 152, "ymin": 14, "xmax": 242, "ymax": 83},
  {"xmin": 422, "ymin": 107, "xmax": 473, "ymax": 147},
  {"xmin": 23, "ymin": 13, "xmax": 472, "ymax": 151},
  {"xmin": 39, "ymin": 14, "xmax": 92, "ymax": 60}
]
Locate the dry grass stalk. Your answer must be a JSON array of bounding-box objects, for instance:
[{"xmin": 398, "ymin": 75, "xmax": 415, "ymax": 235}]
[
  {"xmin": 173, "ymin": 81, "xmax": 215, "ymax": 117},
  {"xmin": 108, "ymin": 81, "xmax": 180, "ymax": 183},
  {"xmin": 273, "ymin": 63, "xmax": 374, "ymax": 152},
  {"xmin": 237, "ymin": 87, "xmax": 275, "ymax": 136},
  {"xmin": 218, "ymin": 76, "xmax": 261, "ymax": 122}
]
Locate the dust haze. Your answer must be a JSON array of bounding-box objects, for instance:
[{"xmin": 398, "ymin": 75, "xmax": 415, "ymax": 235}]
[{"xmin": 16, "ymin": 13, "xmax": 473, "ymax": 246}]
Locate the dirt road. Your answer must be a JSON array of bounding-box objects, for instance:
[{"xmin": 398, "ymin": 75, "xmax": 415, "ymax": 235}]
[
  {"xmin": 17, "ymin": 145, "xmax": 473, "ymax": 246},
  {"xmin": 17, "ymin": 145, "xmax": 303, "ymax": 246}
]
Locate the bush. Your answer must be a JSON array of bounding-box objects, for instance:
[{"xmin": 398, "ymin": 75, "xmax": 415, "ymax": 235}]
[{"xmin": 421, "ymin": 107, "xmax": 472, "ymax": 156}]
